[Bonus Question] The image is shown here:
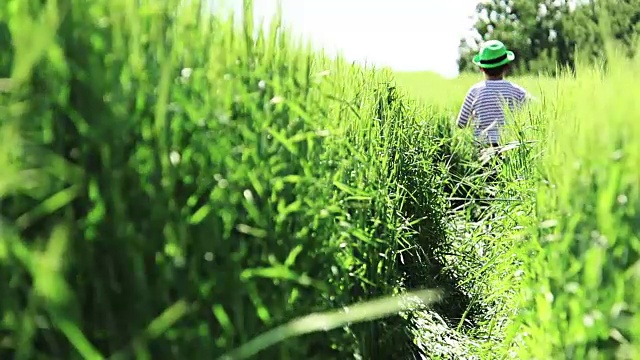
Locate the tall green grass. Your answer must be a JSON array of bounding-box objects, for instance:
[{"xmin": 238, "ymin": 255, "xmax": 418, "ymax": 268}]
[
  {"xmin": 0, "ymin": 0, "xmax": 487, "ymax": 359},
  {"xmin": 510, "ymin": 54, "xmax": 640, "ymax": 359},
  {"xmin": 3, "ymin": 0, "xmax": 639, "ymax": 359},
  {"xmin": 396, "ymin": 43, "xmax": 640, "ymax": 359}
]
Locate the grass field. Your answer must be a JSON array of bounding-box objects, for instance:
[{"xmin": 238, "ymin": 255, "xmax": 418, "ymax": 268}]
[
  {"xmin": 0, "ymin": 1, "xmax": 639, "ymax": 359},
  {"xmin": 395, "ymin": 58, "xmax": 640, "ymax": 359}
]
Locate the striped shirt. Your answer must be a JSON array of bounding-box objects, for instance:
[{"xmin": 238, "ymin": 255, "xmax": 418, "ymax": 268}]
[{"xmin": 456, "ymin": 79, "xmax": 529, "ymax": 144}]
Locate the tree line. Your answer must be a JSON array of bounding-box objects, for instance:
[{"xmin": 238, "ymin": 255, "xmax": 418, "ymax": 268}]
[{"xmin": 458, "ymin": 0, "xmax": 640, "ymax": 76}]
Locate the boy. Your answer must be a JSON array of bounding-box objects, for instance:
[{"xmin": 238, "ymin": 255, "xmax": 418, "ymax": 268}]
[{"xmin": 456, "ymin": 40, "xmax": 531, "ymax": 149}]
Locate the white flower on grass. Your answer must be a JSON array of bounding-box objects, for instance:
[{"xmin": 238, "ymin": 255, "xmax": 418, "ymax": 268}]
[
  {"xmin": 617, "ymin": 194, "xmax": 628, "ymax": 205},
  {"xmin": 564, "ymin": 282, "xmax": 579, "ymax": 294},
  {"xmin": 214, "ymin": 174, "xmax": 229, "ymax": 188},
  {"xmin": 583, "ymin": 314, "xmax": 595, "ymax": 327},
  {"xmin": 270, "ymin": 96, "xmax": 284, "ymax": 104},
  {"xmin": 243, "ymin": 189, "xmax": 254, "ymax": 203},
  {"xmin": 544, "ymin": 291, "xmax": 554, "ymax": 303},
  {"xmin": 169, "ymin": 151, "xmax": 181, "ymax": 166},
  {"xmin": 181, "ymin": 67, "xmax": 193, "ymax": 79}
]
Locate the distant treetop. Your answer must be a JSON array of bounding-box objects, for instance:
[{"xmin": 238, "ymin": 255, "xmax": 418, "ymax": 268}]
[{"xmin": 458, "ymin": 0, "xmax": 640, "ymax": 76}]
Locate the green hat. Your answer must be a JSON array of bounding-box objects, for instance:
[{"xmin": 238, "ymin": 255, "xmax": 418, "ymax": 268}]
[{"xmin": 472, "ymin": 40, "xmax": 515, "ymax": 68}]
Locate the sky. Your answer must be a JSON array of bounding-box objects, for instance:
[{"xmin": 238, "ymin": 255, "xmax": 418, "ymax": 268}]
[{"xmin": 219, "ymin": 0, "xmax": 481, "ymax": 78}]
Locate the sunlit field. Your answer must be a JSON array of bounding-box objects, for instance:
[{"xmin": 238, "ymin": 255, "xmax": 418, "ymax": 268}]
[
  {"xmin": 395, "ymin": 49, "xmax": 640, "ymax": 359},
  {"xmin": 1, "ymin": 1, "xmax": 639, "ymax": 359}
]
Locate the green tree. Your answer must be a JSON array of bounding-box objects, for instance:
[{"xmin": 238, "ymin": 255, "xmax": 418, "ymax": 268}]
[
  {"xmin": 459, "ymin": 0, "xmax": 640, "ymax": 76},
  {"xmin": 565, "ymin": 0, "xmax": 640, "ymax": 64},
  {"xmin": 458, "ymin": 0, "xmax": 573, "ymax": 76}
]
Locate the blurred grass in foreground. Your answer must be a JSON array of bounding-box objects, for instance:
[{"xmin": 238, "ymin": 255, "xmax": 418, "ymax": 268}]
[{"xmin": 0, "ymin": 0, "xmax": 477, "ymax": 359}]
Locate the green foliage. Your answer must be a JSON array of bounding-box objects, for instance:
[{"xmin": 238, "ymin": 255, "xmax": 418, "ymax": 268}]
[
  {"xmin": 567, "ymin": 0, "xmax": 640, "ymax": 63},
  {"xmin": 459, "ymin": 0, "xmax": 574, "ymax": 76},
  {"xmin": 459, "ymin": 0, "xmax": 640, "ymax": 76}
]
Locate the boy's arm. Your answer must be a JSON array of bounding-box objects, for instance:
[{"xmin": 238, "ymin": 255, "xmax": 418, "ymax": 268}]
[
  {"xmin": 456, "ymin": 88, "xmax": 475, "ymax": 128},
  {"xmin": 520, "ymin": 88, "xmax": 538, "ymax": 104}
]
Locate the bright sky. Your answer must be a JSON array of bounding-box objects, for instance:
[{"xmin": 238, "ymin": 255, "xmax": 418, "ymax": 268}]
[{"xmin": 221, "ymin": 0, "xmax": 480, "ymax": 78}]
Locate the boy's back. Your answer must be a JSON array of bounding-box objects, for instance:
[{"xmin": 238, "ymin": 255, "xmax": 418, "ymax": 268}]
[
  {"xmin": 456, "ymin": 40, "xmax": 531, "ymax": 146},
  {"xmin": 456, "ymin": 79, "xmax": 528, "ymax": 145}
]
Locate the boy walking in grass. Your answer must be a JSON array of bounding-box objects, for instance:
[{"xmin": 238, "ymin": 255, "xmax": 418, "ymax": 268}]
[
  {"xmin": 456, "ymin": 40, "xmax": 532, "ymax": 149},
  {"xmin": 456, "ymin": 40, "xmax": 532, "ymax": 217}
]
